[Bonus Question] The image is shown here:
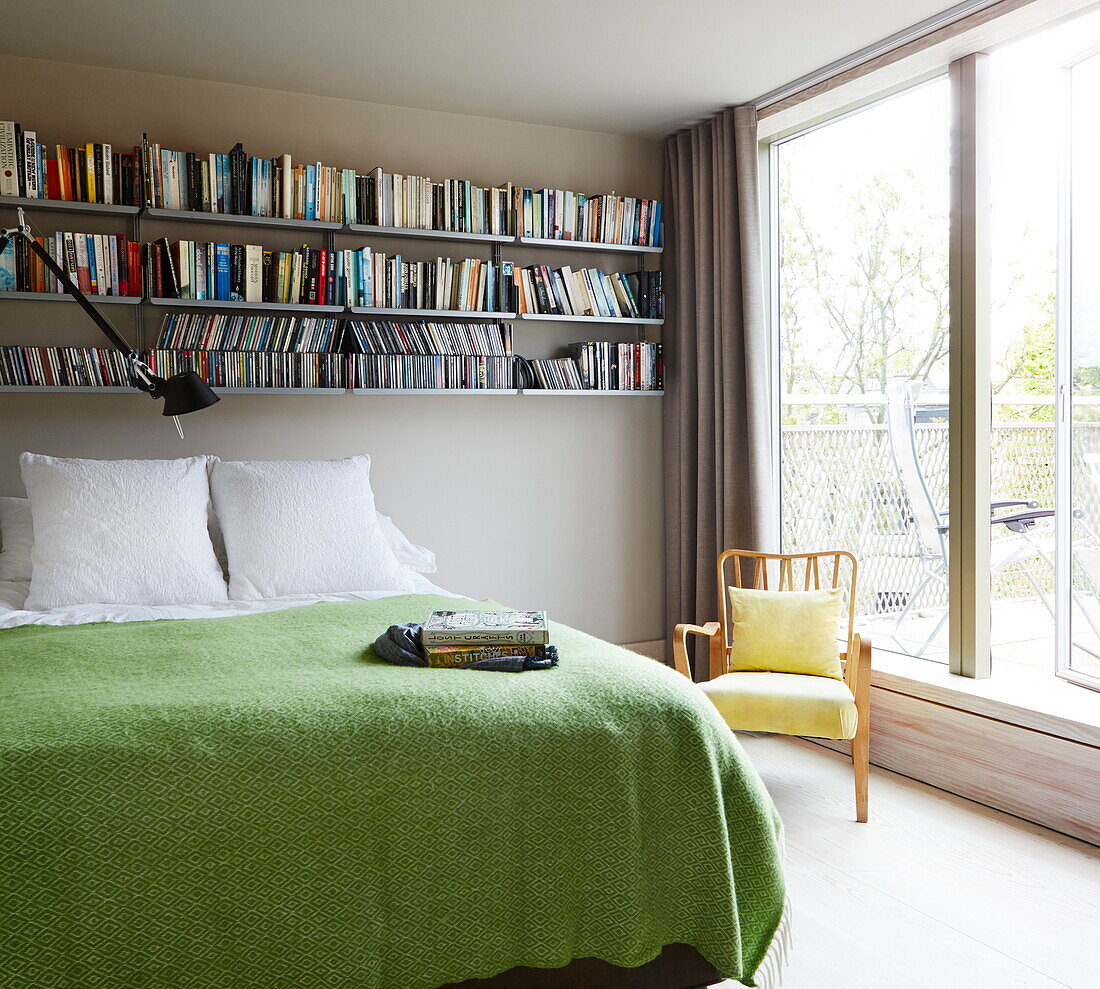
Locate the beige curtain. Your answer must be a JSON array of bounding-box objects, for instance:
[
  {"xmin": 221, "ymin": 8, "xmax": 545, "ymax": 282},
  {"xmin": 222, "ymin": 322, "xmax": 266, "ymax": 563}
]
[{"xmin": 663, "ymin": 105, "xmax": 775, "ymax": 673}]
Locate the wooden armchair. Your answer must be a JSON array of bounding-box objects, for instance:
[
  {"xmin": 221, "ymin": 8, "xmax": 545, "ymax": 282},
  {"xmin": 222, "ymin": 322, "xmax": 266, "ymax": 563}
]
[{"xmin": 673, "ymin": 550, "xmax": 871, "ymax": 822}]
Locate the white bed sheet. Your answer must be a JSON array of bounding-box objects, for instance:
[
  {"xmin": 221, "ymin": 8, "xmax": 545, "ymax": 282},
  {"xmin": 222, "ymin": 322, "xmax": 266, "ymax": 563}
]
[{"xmin": 0, "ymin": 575, "xmax": 462, "ymax": 629}]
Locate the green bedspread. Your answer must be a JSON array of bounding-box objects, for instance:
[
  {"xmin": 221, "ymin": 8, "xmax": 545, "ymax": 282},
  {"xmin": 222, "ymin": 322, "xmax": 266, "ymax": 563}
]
[{"xmin": 0, "ymin": 595, "xmax": 785, "ymax": 988}]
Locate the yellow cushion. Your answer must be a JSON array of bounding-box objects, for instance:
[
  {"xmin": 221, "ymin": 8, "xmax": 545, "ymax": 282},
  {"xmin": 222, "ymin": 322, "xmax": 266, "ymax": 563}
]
[
  {"xmin": 728, "ymin": 586, "xmax": 844, "ymax": 679},
  {"xmin": 699, "ymin": 671, "xmax": 858, "ymax": 739}
]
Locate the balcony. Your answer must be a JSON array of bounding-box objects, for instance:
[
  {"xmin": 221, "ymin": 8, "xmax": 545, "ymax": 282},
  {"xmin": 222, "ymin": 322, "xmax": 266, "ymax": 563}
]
[{"xmin": 781, "ymin": 394, "xmax": 1100, "ymax": 678}]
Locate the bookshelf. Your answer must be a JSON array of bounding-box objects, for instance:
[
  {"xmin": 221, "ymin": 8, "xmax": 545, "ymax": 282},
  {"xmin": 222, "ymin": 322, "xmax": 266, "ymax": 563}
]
[
  {"xmin": 521, "ymin": 389, "xmax": 664, "ymax": 397},
  {"xmin": 1, "ymin": 162, "xmax": 663, "ymax": 395},
  {"xmin": 0, "ymin": 291, "xmax": 141, "ymax": 305},
  {"xmin": 0, "ymin": 385, "xmax": 345, "ymax": 395},
  {"xmin": 146, "ymin": 298, "xmax": 346, "ymax": 314},
  {"xmin": 144, "ymin": 207, "xmax": 343, "ymax": 232},
  {"xmin": 0, "ymin": 196, "xmax": 139, "ymax": 217},
  {"xmin": 344, "ymin": 224, "xmax": 513, "ymax": 245},
  {"xmin": 351, "ymin": 387, "xmax": 519, "ymax": 395},
  {"xmin": 517, "ymin": 313, "xmax": 663, "ymax": 326},
  {"xmin": 348, "ymin": 307, "xmax": 517, "ymax": 320},
  {"xmin": 1, "ymin": 385, "xmax": 657, "ymax": 397},
  {"xmin": 515, "ymin": 236, "xmax": 662, "ymax": 255}
]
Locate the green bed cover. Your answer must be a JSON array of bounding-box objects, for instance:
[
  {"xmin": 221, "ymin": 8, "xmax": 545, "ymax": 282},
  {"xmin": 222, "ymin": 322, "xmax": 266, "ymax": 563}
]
[{"xmin": 0, "ymin": 595, "xmax": 784, "ymax": 988}]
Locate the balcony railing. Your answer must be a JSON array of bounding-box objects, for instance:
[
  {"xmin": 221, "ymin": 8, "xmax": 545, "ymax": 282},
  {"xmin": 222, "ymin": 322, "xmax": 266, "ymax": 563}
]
[{"xmin": 781, "ymin": 395, "xmax": 1100, "ymax": 620}]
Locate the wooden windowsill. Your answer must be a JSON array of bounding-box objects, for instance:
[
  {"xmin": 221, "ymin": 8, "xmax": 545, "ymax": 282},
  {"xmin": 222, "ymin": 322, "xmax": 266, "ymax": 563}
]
[{"xmin": 868, "ymin": 648, "xmax": 1100, "ymax": 749}]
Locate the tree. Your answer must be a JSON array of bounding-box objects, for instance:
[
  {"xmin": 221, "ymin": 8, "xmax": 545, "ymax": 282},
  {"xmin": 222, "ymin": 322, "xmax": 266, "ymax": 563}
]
[{"xmin": 779, "ymin": 159, "xmax": 950, "ymax": 424}]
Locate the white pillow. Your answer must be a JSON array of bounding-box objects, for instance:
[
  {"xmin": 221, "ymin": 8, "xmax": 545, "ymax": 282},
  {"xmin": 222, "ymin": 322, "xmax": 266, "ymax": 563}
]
[
  {"xmin": 20, "ymin": 453, "xmax": 229, "ymax": 610},
  {"xmin": 376, "ymin": 514, "xmax": 437, "ymax": 574},
  {"xmin": 209, "ymin": 456, "xmax": 415, "ymax": 599},
  {"xmin": 0, "ymin": 496, "xmax": 33, "ymax": 581}
]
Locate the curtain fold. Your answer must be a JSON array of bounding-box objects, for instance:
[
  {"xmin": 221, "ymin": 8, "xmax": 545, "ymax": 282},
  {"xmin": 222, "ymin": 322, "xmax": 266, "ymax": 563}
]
[{"xmin": 663, "ymin": 105, "xmax": 775, "ymax": 673}]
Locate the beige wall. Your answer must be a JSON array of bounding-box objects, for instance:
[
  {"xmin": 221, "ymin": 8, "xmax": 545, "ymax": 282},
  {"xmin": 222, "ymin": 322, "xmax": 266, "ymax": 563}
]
[{"xmin": 0, "ymin": 55, "xmax": 665, "ymax": 643}]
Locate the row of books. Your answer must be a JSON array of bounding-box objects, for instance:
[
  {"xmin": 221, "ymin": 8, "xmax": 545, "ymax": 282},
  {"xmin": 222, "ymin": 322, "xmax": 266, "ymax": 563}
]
[
  {"xmin": 351, "ymin": 354, "xmax": 513, "ymax": 390},
  {"xmin": 1, "ymin": 347, "xmax": 132, "ymax": 388},
  {"xmin": 514, "ymin": 266, "xmax": 662, "ymax": 320},
  {"xmin": 0, "ymin": 243, "xmax": 666, "ymax": 320},
  {"xmin": 527, "ymin": 343, "xmax": 663, "ymax": 391},
  {"xmin": 154, "ymin": 313, "xmax": 512, "ymax": 356},
  {"xmin": 530, "ymin": 358, "xmax": 585, "ymax": 390},
  {"xmin": 345, "ymin": 320, "xmax": 512, "ymax": 357},
  {"xmin": 368, "ymin": 255, "xmax": 513, "ymax": 313},
  {"xmin": 146, "ymin": 239, "xmax": 358, "ymax": 306},
  {"xmin": 0, "ymin": 346, "xmax": 662, "ymax": 391},
  {"xmin": 137, "ymin": 237, "xmax": 518, "ymax": 312},
  {"xmin": 516, "ymin": 189, "xmax": 662, "ymax": 247},
  {"xmin": 0, "ymin": 125, "xmax": 143, "ymax": 206},
  {"xmin": 156, "ymin": 313, "xmax": 343, "ymax": 353},
  {"xmin": 1, "ymin": 124, "xmax": 661, "ymax": 245},
  {"xmin": 0, "ymin": 347, "xmax": 348, "ymax": 389},
  {"xmin": 568, "ymin": 341, "xmax": 663, "ymax": 391},
  {"xmin": 0, "ymin": 231, "xmax": 142, "ymax": 296},
  {"xmin": 144, "ymin": 350, "xmax": 346, "ymax": 388},
  {"xmin": 358, "ymin": 174, "xmax": 513, "ymax": 234}
]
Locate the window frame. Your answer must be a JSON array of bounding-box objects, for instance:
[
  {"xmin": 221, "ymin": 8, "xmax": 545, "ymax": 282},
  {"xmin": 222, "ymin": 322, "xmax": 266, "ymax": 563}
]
[{"xmin": 762, "ymin": 51, "xmax": 999, "ymax": 679}]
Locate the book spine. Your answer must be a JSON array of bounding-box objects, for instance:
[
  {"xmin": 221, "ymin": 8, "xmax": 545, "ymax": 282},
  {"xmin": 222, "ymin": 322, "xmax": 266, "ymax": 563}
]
[
  {"xmin": 21, "ymin": 131, "xmax": 38, "ymax": 198},
  {"xmin": 0, "ymin": 122, "xmax": 19, "ymax": 196},
  {"xmin": 423, "ymin": 644, "xmax": 544, "ymax": 668},
  {"xmin": 245, "ymin": 244, "xmax": 263, "ymax": 303},
  {"xmin": 421, "ymin": 628, "xmax": 550, "ymax": 646}
]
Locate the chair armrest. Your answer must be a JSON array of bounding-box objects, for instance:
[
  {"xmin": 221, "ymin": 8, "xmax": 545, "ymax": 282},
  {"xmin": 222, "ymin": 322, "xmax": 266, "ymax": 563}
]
[
  {"xmin": 843, "ymin": 633, "xmax": 872, "ymax": 723},
  {"xmin": 992, "ymin": 508, "xmax": 1054, "ymax": 532},
  {"xmin": 671, "ymin": 621, "xmax": 722, "ymax": 680},
  {"xmin": 991, "ymin": 499, "xmax": 1038, "ymax": 512}
]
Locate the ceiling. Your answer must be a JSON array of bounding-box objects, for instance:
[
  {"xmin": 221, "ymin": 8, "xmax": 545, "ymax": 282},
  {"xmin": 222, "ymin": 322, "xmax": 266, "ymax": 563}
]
[{"xmin": 1, "ymin": 0, "xmax": 965, "ymax": 138}]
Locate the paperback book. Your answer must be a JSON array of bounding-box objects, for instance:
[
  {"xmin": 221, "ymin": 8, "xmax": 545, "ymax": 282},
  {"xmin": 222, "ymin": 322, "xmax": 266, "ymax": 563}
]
[
  {"xmin": 421, "ymin": 610, "xmax": 550, "ymax": 646},
  {"xmin": 421, "ymin": 643, "xmax": 551, "ymax": 669}
]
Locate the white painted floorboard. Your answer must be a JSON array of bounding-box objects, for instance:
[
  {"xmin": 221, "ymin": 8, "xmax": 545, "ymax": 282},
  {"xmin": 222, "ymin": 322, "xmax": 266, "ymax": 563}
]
[{"xmin": 723, "ymin": 735, "xmax": 1100, "ymax": 989}]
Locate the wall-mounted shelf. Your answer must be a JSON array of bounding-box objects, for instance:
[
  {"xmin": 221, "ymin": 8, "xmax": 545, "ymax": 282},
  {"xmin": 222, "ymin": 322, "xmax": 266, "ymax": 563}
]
[
  {"xmin": 517, "ymin": 312, "xmax": 663, "ymax": 325},
  {"xmin": 0, "ymin": 196, "xmax": 140, "ymax": 217},
  {"xmin": 214, "ymin": 386, "xmax": 346, "ymax": 394},
  {"xmin": 351, "ymin": 387, "xmax": 517, "ymax": 395},
  {"xmin": 0, "ymin": 291, "xmax": 142, "ymax": 305},
  {"xmin": 0, "ymin": 384, "xmax": 344, "ymax": 395},
  {"xmin": 515, "ymin": 236, "xmax": 662, "ymax": 255},
  {"xmin": 0, "ymin": 385, "xmax": 662, "ymax": 397},
  {"xmin": 146, "ymin": 298, "xmax": 346, "ymax": 313},
  {"xmin": 521, "ymin": 389, "xmax": 664, "ymax": 396},
  {"xmin": 0, "ymin": 385, "xmax": 138, "ymax": 393},
  {"xmin": 343, "ymin": 224, "xmax": 512, "ymax": 244},
  {"xmin": 348, "ymin": 307, "xmax": 516, "ymax": 320},
  {"xmin": 143, "ymin": 208, "xmax": 342, "ymax": 232}
]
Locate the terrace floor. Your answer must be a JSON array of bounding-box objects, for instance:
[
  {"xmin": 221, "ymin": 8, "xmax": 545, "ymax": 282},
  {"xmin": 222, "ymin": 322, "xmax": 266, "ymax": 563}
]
[{"xmin": 859, "ymin": 595, "xmax": 1100, "ymax": 680}]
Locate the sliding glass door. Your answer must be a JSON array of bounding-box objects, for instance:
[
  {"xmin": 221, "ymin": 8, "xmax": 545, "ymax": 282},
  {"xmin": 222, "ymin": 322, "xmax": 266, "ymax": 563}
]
[
  {"xmin": 773, "ymin": 80, "xmax": 952, "ymax": 662},
  {"xmin": 1060, "ymin": 43, "xmax": 1100, "ymax": 690},
  {"xmin": 771, "ymin": 5, "xmax": 1100, "ymax": 686}
]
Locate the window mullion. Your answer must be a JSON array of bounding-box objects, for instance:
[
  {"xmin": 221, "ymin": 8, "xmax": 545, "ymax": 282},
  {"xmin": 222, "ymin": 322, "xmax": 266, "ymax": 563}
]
[{"xmin": 948, "ymin": 53, "xmax": 992, "ymax": 678}]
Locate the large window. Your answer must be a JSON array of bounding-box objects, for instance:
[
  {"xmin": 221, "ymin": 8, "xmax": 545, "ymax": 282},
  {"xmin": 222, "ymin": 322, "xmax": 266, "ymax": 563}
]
[
  {"xmin": 775, "ymin": 80, "xmax": 951, "ymax": 663},
  {"xmin": 771, "ymin": 7, "xmax": 1100, "ymax": 688}
]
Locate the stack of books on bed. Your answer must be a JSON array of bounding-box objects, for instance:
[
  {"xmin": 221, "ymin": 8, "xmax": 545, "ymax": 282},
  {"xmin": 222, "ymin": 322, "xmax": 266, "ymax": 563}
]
[{"xmin": 421, "ymin": 610, "xmax": 551, "ymax": 667}]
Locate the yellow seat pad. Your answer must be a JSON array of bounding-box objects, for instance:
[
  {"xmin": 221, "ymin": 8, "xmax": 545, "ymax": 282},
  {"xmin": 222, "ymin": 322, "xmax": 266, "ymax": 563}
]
[{"xmin": 699, "ymin": 671, "xmax": 858, "ymax": 739}]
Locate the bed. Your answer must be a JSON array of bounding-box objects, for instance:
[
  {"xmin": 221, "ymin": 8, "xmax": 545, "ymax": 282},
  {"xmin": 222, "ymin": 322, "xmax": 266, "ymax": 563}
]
[{"xmin": 0, "ymin": 456, "xmax": 788, "ymax": 988}]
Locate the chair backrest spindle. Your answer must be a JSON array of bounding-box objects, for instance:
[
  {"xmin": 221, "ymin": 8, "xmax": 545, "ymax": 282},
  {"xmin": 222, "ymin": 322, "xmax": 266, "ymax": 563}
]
[{"xmin": 716, "ymin": 549, "xmax": 858, "ymax": 658}]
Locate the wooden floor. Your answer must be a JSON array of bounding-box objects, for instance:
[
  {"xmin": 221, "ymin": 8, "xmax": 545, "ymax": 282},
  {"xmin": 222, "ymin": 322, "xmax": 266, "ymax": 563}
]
[{"xmin": 721, "ymin": 735, "xmax": 1100, "ymax": 989}]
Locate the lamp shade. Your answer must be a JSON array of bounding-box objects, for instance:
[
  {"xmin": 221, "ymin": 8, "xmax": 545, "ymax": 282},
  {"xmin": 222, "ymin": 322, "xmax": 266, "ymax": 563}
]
[{"xmin": 158, "ymin": 371, "xmax": 221, "ymax": 417}]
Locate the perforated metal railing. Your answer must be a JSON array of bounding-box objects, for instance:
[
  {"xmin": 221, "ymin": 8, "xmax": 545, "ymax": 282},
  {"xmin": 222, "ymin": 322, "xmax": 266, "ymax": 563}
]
[{"xmin": 781, "ymin": 416, "xmax": 1100, "ymax": 617}]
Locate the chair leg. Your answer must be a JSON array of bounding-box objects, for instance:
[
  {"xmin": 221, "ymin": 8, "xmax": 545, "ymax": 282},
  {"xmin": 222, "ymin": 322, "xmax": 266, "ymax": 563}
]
[{"xmin": 851, "ymin": 728, "xmax": 869, "ymax": 823}]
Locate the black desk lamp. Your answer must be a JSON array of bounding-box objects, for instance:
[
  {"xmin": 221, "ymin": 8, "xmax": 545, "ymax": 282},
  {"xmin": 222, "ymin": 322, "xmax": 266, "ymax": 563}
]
[{"xmin": 0, "ymin": 207, "xmax": 218, "ymax": 436}]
